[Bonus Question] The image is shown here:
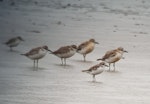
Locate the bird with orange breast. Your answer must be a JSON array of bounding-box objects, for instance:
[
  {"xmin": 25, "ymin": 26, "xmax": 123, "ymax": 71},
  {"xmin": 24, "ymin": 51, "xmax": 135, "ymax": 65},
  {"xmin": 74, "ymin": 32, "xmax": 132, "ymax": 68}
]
[
  {"xmin": 97, "ymin": 47, "xmax": 128, "ymax": 71},
  {"xmin": 77, "ymin": 39, "xmax": 99, "ymax": 62}
]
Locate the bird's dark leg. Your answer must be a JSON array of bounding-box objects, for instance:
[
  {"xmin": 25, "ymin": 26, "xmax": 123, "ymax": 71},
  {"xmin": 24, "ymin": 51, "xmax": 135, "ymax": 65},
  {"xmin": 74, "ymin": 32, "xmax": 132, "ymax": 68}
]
[
  {"xmin": 83, "ymin": 54, "xmax": 86, "ymax": 62},
  {"xmin": 10, "ymin": 47, "xmax": 13, "ymax": 51},
  {"xmin": 108, "ymin": 63, "xmax": 111, "ymax": 71},
  {"xmin": 64, "ymin": 58, "xmax": 66, "ymax": 66},
  {"xmin": 33, "ymin": 60, "xmax": 35, "ymax": 68},
  {"xmin": 113, "ymin": 63, "xmax": 115, "ymax": 72},
  {"xmin": 93, "ymin": 75, "xmax": 96, "ymax": 82},
  {"xmin": 61, "ymin": 58, "xmax": 63, "ymax": 65},
  {"xmin": 37, "ymin": 60, "xmax": 39, "ymax": 69}
]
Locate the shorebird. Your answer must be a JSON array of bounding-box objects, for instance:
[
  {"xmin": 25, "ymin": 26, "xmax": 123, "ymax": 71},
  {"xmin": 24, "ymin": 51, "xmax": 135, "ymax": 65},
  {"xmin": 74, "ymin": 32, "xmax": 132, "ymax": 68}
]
[
  {"xmin": 77, "ymin": 39, "xmax": 99, "ymax": 61},
  {"xmin": 21, "ymin": 45, "xmax": 50, "ymax": 69},
  {"xmin": 82, "ymin": 62, "xmax": 108, "ymax": 82},
  {"xmin": 4, "ymin": 36, "xmax": 24, "ymax": 51},
  {"xmin": 97, "ymin": 47, "xmax": 128, "ymax": 71},
  {"xmin": 49, "ymin": 45, "xmax": 77, "ymax": 66}
]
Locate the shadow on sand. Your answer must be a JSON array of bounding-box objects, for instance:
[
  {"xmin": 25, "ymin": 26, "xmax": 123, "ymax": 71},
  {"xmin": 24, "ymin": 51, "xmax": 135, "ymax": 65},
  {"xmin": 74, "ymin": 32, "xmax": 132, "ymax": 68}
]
[
  {"xmin": 6, "ymin": 49, "xmax": 22, "ymax": 54},
  {"xmin": 104, "ymin": 70, "xmax": 121, "ymax": 73},
  {"xmin": 53, "ymin": 63, "xmax": 75, "ymax": 69},
  {"xmin": 83, "ymin": 80, "xmax": 104, "ymax": 87},
  {"xmin": 26, "ymin": 66, "xmax": 47, "ymax": 71},
  {"xmin": 87, "ymin": 81, "xmax": 103, "ymax": 84},
  {"xmin": 71, "ymin": 59, "xmax": 94, "ymax": 64}
]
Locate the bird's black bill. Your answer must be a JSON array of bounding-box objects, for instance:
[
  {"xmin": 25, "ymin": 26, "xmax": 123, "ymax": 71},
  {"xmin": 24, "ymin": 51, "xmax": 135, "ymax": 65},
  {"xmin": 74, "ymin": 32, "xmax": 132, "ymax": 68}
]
[
  {"xmin": 124, "ymin": 50, "xmax": 128, "ymax": 53},
  {"xmin": 95, "ymin": 42, "xmax": 99, "ymax": 44},
  {"xmin": 104, "ymin": 64, "xmax": 109, "ymax": 67}
]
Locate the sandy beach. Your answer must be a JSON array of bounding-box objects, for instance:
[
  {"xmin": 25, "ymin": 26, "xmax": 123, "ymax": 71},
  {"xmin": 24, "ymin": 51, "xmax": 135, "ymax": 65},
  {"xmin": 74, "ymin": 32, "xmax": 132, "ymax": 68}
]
[{"xmin": 0, "ymin": 0, "xmax": 150, "ymax": 104}]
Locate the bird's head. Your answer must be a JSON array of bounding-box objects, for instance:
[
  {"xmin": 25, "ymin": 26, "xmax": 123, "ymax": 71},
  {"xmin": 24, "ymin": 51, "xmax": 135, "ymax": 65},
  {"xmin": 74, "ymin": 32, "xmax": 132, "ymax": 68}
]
[
  {"xmin": 99, "ymin": 62, "xmax": 108, "ymax": 67},
  {"xmin": 42, "ymin": 45, "xmax": 51, "ymax": 52},
  {"xmin": 71, "ymin": 45, "xmax": 77, "ymax": 50},
  {"xmin": 117, "ymin": 47, "xmax": 128, "ymax": 53},
  {"xmin": 89, "ymin": 38, "xmax": 99, "ymax": 44},
  {"xmin": 17, "ymin": 36, "xmax": 24, "ymax": 41}
]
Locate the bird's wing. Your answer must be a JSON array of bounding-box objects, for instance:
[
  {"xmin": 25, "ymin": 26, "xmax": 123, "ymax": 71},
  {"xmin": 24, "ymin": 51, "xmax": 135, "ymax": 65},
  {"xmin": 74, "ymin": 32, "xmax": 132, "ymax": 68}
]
[
  {"xmin": 82, "ymin": 64, "xmax": 99, "ymax": 72},
  {"xmin": 87, "ymin": 64, "xmax": 100, "ymax": 71},
  {"xmin": 102, "ymin": 50, "xmax": 117, "ymax": 60},
  {"xmin": 77, "ymin": 41, "xmax": 88, "ymax": 51},
  {"xmin": 5, "ymin": 38, "xmax": 16, "ymax": 44},
  {"xmin": 25, "ymin": 47, "xmax": 41, "ymax": 56},
  {"xmin": 53, "ymin": 46, "xmax": 70, "ymax": 54}
]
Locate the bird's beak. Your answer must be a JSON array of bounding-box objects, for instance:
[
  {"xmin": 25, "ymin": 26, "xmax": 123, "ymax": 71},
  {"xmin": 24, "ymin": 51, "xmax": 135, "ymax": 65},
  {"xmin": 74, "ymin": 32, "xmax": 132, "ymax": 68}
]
[
  {"xmin": 47, "ymin": 49, "xmax": 52, "ymax": 53},
  {"xmin": 104, "ymin": 64, "xmax": 109, "ymax": 67},
  {"xmin": 47, "ymin": 49, "xmax": 51, "ymax": 52},
  {"xmin": 95, "ymin": 41, "xmax": 99, "ymax": 44},
  {"xmin": 21, "ymin": 38, "xmax": 24, "ymax": 41},
  {"xmin": 122, "ymin": 57, "xmax": 125, "ymax": 59},
  {"xmin": 124, "ymin": 50, "xmax": 128, "ymax": 53}
]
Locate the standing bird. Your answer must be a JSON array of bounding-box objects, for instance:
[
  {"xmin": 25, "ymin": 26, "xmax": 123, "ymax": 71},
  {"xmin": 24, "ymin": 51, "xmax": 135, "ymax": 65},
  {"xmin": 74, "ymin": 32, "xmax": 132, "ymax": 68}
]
[
  {"xmin": 49, "ymin": 45, "xmax": 77, "ymax": 66},
  {"xmin": 21, "ymin": 45, "xmax": 50, "ymax": 69},
  {"xmin": 97, "ymin": 47, "xmax": 128, "ymax": 71},
  {"xmin": 4, "ymin": 36, "xmax": 24, "ymax": 51},
  {"xmin": 82, "ymin": 62, "xmax": 108, "ymax": 82},
  {"xmin": 77, "ymin": 39, "xmax": 99, "ymax": 61}
]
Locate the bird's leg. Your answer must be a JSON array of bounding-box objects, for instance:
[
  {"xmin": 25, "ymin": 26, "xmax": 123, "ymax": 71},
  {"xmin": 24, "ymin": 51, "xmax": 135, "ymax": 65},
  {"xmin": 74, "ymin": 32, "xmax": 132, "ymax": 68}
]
[
  {"xmin": 108, "ymin": 63, "xmax": 111, "ymax": 71},
  {"xmin": 83, "ymin": 54, "xmax": 86, "ymax": 62},
  {"xmin": 93, "ymin": 75, "xmax": 96, "ymax": 82},
  {"xmin": 10, "ymin": 47, "xmax": 13, "ymax": 51},
  {"xmin": 113, "ymin": 63, "xmax": 115, "ymax": 72},
  {"xmin": 64, "ymin": 58, "xmax": 66, "ymax": 66},
  {"xmin": 33, "ymin": 60, "xmax": 35, "ymax": 68},
  {"xmin": 61, "ymin": 58, "xmax": 63, "ymax": 65},
  {"xmin": 37, "ymin": 60, "xmax": 39, "ymax": 69},
  {"xmin": 122, "ymin": 57, "xmax": 125, "ymax": 59}
]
